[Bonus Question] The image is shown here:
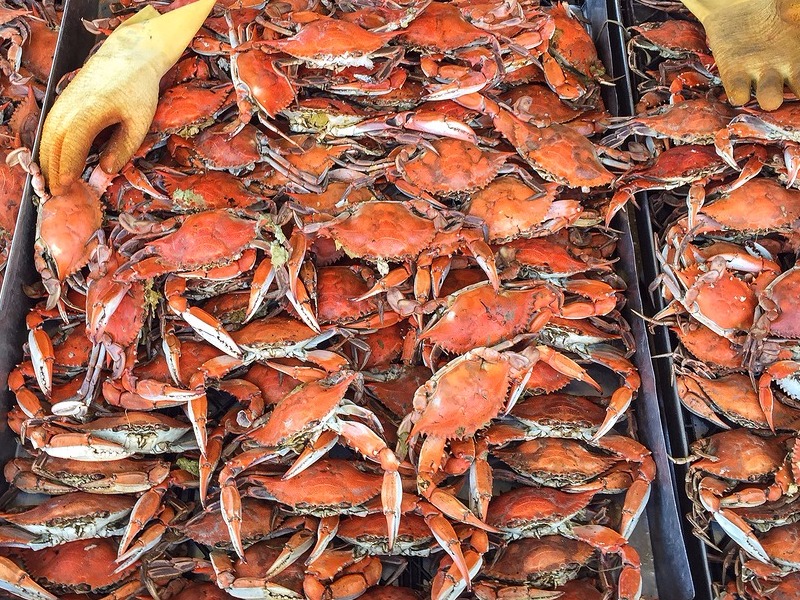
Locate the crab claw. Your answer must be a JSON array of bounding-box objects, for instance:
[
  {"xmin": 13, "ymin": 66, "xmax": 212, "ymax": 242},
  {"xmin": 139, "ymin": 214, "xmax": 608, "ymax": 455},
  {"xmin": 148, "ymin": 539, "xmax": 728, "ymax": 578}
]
[
  {"xmin": 759, "ymin": 361, "xmax": 800, "ymax": 434},
  {"xmin": 698, "ymin": 478, "xmax": 771, "ymax": 563},
  {"xmin": 335, "ymin": 421, "xmax": 403, "ymax": 550},
  {"xmin": 0, "ymin": 558, "xmax": 57, "ymax": 600},
  {"xmin": 532, "ymin": 345, "xmax": 602, "ymax": 393},
  {"xmin": 40, "ymin": 0, "xmax": 216, "ymax": 194}
]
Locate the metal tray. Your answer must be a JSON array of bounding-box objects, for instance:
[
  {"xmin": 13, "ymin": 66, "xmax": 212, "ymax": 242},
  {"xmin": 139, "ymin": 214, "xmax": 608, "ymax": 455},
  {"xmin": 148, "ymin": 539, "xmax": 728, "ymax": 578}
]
[
  {"xmin": 616, "ymin": 1, "xmax": 721, "ymax": 598},
  {"xmin": 0, "ymin": 0, "xmax": 101, "ymax": 478},
  {"xmin": 0, "ymin": 1, "xmax": 691, "ymax": 598}
]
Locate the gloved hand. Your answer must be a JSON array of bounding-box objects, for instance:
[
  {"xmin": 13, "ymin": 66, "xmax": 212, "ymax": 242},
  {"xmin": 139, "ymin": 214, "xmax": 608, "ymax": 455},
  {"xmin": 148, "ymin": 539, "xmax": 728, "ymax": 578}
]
[
  {"xmin": 681, "ymin": 0, "xmax": 800, "ymax": 110},
  {"xmin": 39, "ymin": 0, "xmax": 215, "ymax": 195}
]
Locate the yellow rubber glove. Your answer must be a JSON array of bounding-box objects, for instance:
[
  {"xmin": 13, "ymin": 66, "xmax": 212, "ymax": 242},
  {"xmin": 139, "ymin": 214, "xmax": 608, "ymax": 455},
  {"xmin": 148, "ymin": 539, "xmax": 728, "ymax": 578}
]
[
  {"xmin": 682, "ymin": 0, "xmax": 800, "ymax": 110},
  {"xmin": 40, "ymin": 0, "xmax": 215, "ymax": 195}
]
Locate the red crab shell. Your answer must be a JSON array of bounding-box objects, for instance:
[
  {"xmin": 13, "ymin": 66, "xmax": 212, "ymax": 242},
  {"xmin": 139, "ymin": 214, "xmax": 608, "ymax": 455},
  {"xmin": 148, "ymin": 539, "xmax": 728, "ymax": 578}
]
[
  {"xmin": 181, "ymin": 498, "xmax": 278, "ymax": 549},
  {"xmin": 524, "ymin": 361, "xmax": 573, "ymax": 394},
  {"xmin": 465, "ymin": 178, "xmax": 575, "ymax": 242},
  {"xmin": 264, "ymin": 15, "xmax": 392, "ymax": 66},
  {"xmin": 631, "ymin": 20, "xmax": 709, "ymax": 55},
  {"xmin": 316, "ymin": 266, "xmax": 378, "ymax": 324},
  {"xmin": 689, "ymin": 429, "xmax": 786, "ymax": 482},
  {"xmin": 702, "ymin": 178, "xmax": 800, "ymax": 232},
  {"xmin": 242, "ymin": 363, "xmax": 303, "ymax": 406},
  {"xmin": 337, "ymin": 512, "xmax": 433, "ymax": 548},
  {"xmin": 481, "ymin": 536, "xmax": 595, "ymax": 584},
  {"xmin": 673, "ymin": 320, "xmax": 744, "ymax": 370},
  {"xmin": 13, "ymin": 538, "xmax": 136, "ymax": 593},
  {"xmin": 287, "ymin": 181, "xmax": 374, "ymax": 214},
  {"xmin": 486, "ymin": 486, "xmax": 596, "ymax": 530},
  {"xmin": 39, "ymin": 181, "xmax": 103, "ymax": 281},
  {"xmin": 509, "ymin": 393, "xmax": 607, "ymax": 431},
  {"xmin": 170, "ymin": 582, "xmax": 233, "ymax": 600},
  {"xmin": 246, "ymin": 371, "xmax": 358, "ymax": 448},
  {"xmin": 410, "ymin": 348, "xmax": 532, "ymax": 439},
  {"xmin": 421, "ymin": 282, "xmax": 561, "ymax": 353},
  {"xmin": 501, "ymin": 84, "xmax": 582, "ymax": 127},
  {"xmin": 400, "ymin": 138, "xmax": 513, "ymax": 195},
  {"xmin": 231, "ymin": 316, "xmax": 321, "ymax": 350},
  {"xmin": 756, "ymin": 521, "xmax": 800, "ymax": 569},
  {"xmin": 764, "ymin": 268, "xmax": 800, "ymax": 338},
  {"xmin": 494, "ymin": 438, "xmax": 618, "ymax": 486},
  {"xmin": 157, "ymin": 170, "xmax": 267, "ymax": 212},
  {"xmin": 0, "ymin": 156, "xmax": 25, "ymax": 234},
  {"xmin": 365, "ymin": 366, "xmax": 431, "ymax": 418},
  {"xmin": 245, "ymin": 459, "xmax": 382, "ymax": 511},
  {"xmin": 53, "ymin": 327, "xmax": 93, "ymax": 370},
  {"xmin": 546, "ymin": 3, "xmax": 605, "ymax": 79},
  {"xmin": 675, "ymin": 264, "xmax": 757, "ymax": 332},
  {"xmin": 437, "ymin": 267, "xmax": 488, "ymax": 296},
  {"xmin": 313, "ymin": 202, "xmax": 437, "ymax": 261},
  {"xmin": 236, "ymin": 48, "xmax": 295, "ymax": 118},
  {"xmin": 638, "ymin": 99, "xmax": 736, "ymax": 143},
  {"xmin": 139, "ymin": 210, "xmax": 260, "ymax": 272},
  {"xmin": 394, "ymin": 2, "xmax": 489, "ymax": 52},
  {"xmin": 151, "ymin": 81, "xmax": 233, "ymax": 135},
  {"xmin": 168, "ymin": 123, "xmax": 262, "ymax": 170}
]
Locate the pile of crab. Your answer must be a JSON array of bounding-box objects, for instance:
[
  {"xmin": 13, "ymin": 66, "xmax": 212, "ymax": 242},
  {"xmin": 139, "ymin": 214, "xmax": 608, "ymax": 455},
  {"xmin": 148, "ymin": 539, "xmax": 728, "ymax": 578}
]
[
  {"xmin": 0, "ymin": 0, "xmax": 61, "ymax": 287},
  {"xmin": 0, "ymin": 0, "xmax": 654, "ymax": 599},
  {"xmin": 617, "ymin": 2, "xmax": 800, "ymax": 599}
]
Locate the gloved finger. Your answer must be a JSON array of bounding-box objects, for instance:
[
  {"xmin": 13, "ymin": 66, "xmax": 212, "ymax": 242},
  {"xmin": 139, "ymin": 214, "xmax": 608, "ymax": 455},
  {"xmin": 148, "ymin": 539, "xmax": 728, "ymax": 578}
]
[
  {"xmin": 755, "ymin": 68, "xmax": 785, "ymax": 111},
  {"xmin": 787, "ymin": 70, "xmax": 800, "ymax": 100},
  {"xmin": 719, "ymin": 70, "xmax": 753, "ymax": 106},
  {"xmin": 42, "ymin": 107, "xmax": 117, "ymax": 195},
  {"xmin": 98, "ymin": 110, "xmax": 156, "ymax": 175},
  {"xmin": 777, "ymin": 0, "xmax": 800, "ymax": 24}
]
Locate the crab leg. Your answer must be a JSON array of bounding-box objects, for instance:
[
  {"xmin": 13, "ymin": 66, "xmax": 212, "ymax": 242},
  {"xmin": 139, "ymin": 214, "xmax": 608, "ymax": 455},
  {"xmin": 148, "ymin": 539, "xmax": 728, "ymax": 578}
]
[
  {"xmin": 758, "ymin": 360, "xmax": 800, "ymax": 433},
  {"xmin": 308, "ymin": 516, "xmax": 339, "ymax": 565},
  {"xmin": 335, "ymin": 420, "xmax": 402, "ymax": 550},
  {"xmin": 469, "ymin": 437, "xmax": 493, "ymax": 521},
  {"xmin": 303, "ymin": 551, "xmax": 382, "ymax": 600},
  {"xmin": 415, "ymin": 500, "xmax": 472, "ymax": 590},
  {"xmin": 118, "ymin": 470, "xmax": 194, "ymax": 556},
  {"xmin": 560, "ymin": 279, "xmax": 618, "ymax": 318},
  {"xmin": 285, "ymin": 232, "xmax": 320, "ymax": 333},
  {"xmin": 588, "ymin": 436, "xmax": 654, "ymax": 538},
  {"xmin": 588, "ymin": 346, "xmax": 641, "ymax": 440},
  {"xmin": 244, "ymin": 255, "xmax": 276, "ymax": 323},
  {"xmin": 0, "ymin": 558, "xmax": 57, "ymax": 600},
  {"xmin": 430, "ymin": 529, "xmax": 488, "ymax": 600},
  {"xmin": 26, "ymin": 315, "xmax": 55, "ymax": 399},
  {"xmin": 200, "ymin": 416, "xmax": 231, "ymax": 505},
  {"xmin": 355, "ymin": 266, "xmax": 412, "ymax": 302},
  {"xmin": 568, "ymin": 525, "xmax": 642, "ymax": 600},
  {"xmin": 32, "ymin": 431, "xmax": 134, "ymax": 461},
  {"xmin": 283, "ymin": 431, "xmax": 340, "ymax": 480},
  {"xmin": 530, "ymin": 345, "xmax": 602, "ymax": 393},
  {"xmin": 220, "ymin": 448, "xmax": 284, "ymax": 558},
  {"xmin": 115, "ymin": 506, "xmax": 176, "ymax": 573},
  {"xmin": 96, "ymin": 580, "xmax": 146, "ymax": 600},
  {"xmin": 8, "ymin": 367, "xmax": 46, "ymax": 419},
  {"xmin": 416, "ymin": 436, "xmax": 500, "ymax": 533},
  {"xmin": 210, "ymin": 551, "xmax": 305, "ymax": 599},
  {"xmin": 187, "ymin": 393, "xmax": 209, "ymax": 455},
  {"xmin": 697, "ymin": 478, "xmax": 770, "ymax": 563},
  {"xmin": 261, "ymin": 525, "xmax": 317, "ymax": 580},
  {"xmin": 165, "ymin": 276, "xmax": 243, "ymax": 358}
]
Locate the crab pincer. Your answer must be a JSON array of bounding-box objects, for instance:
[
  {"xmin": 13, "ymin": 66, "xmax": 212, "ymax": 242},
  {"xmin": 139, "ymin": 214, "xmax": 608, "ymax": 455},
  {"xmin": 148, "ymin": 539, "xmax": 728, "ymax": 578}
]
[{"xmin": 219, "ymin": 371, "xmax": 402, "ymax": 558}]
